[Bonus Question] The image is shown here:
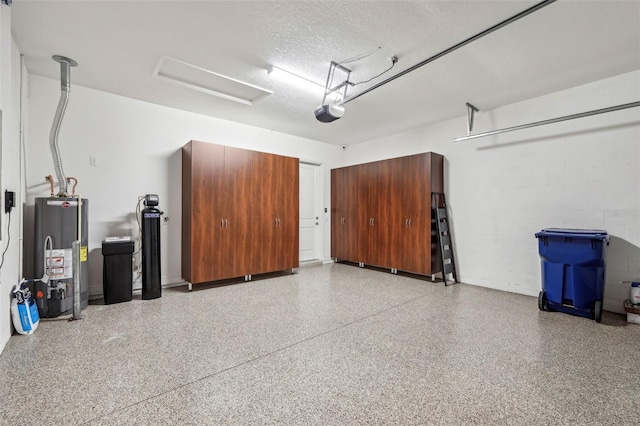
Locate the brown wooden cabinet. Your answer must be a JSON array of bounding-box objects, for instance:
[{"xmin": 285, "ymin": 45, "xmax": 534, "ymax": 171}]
[
  {"xmin": 331, "ymin": 152, "xmax": 443, "ymax": 276},
  {"xmin": 250, "ymin": 151, "xmax": 299, "ymax": 276},
  {"xmin": 182, "ymin": 141, "xmax": 299, "ymax": 285}
]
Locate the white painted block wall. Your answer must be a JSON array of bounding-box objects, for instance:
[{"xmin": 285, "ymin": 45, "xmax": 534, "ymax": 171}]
[
  {"xmin": 0, "ymin": 5, "xmax": 26, "ymax": 354},
  {"xmin": 345, "ymin": 70, "xmax": 640, "ymax": 313},
  {"xmin": 24, "ymin": 74, "xmax": 343, "ymax": 298},
  {"xmin": 7, "ymin": 34, "xmax": 639, "ymax": 359}
]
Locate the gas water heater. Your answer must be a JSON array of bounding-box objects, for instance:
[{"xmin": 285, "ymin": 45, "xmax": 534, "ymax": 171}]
[
  {"xmin": 141, "ymin": 194, "xmax": 162, "ymax": 300},
  {"xmin": 30, "ymin": 55, "xmax": 87, "ymax": 318},
  {"xmin": 33, "ymin": 197, "xmax": 89, "ymax": 317}
]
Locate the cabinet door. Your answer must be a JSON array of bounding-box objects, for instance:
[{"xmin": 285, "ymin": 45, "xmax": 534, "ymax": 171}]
[
  {"xmin": 189, "ymin": 141, "xmax": 227, "ymax": 283},
  {"xmin": 251, "ymin": 151, "xmax": 276, "ymax": 275},
  {"xmin": 278, "ymin": 155, "xmax": 299, "ymax": 270},
  {"xmin": 342, "ymin": 166, "xmax": 359, "ymax": 261},
  {"xmin": 331, "ymin": 168, "xmax": 346, "ymax": 260},
  {"xmin": 331, "ymin": 167, "xmax": 359, "ymax": 262},
  {"xmin": 373, "ymin": 160, "xmax": 392, "ymax": 268},
  {"xmin": 388, "ymin": 157, "xmax": 409, "ymax": 270},
  {"xmin": 358, "ymin": 161, "xmax": 391, "ymax": 268},
  {"xmin": 224, "ymin": 146, "xmax": 254, "ymax": 278},
  {"xmin": 355, "ymin": 163, "xmax": 371, "ymax": 263}
]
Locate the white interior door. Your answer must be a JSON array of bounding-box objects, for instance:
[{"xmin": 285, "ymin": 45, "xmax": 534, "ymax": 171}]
[{"xmin": 299, "ymin": 163, "xmax": 321, "ymax": 262}]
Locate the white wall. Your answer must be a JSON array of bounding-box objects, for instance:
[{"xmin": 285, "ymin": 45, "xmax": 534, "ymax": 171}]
[
  {"xmin": 345, "ymin": 70, "xmax": 640, "ymax": 313},
  {"xmin": 0, "ymin": 5, "xmax": 27, "ymax": 353},
  {"xmin": 17, "ymin": 40, "xmax": 639, "ymax": 331},
  {"xmin": 24, "ymin": 74, "xmax": 342, "ymax": 298}
]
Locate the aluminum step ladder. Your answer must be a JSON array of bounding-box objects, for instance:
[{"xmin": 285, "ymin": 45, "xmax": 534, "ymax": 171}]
[{"xmin": 432, "ymin": 192, "xmax": 458, "ymax": 285}]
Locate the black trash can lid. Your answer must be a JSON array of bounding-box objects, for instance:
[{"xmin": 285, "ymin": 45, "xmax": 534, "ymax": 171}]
[{"xmin": 102, "ymin": 238, "xmax": 135, "ymax": 255}]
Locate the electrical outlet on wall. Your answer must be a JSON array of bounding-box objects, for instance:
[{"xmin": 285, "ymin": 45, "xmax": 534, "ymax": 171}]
[{"xmin": 89, "ymin": 156, "xmax": 98, "ymax": 166}]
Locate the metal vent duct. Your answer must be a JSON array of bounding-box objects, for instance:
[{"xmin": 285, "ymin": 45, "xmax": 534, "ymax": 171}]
[{"xmin": 49, "ymin": 55, "xmax": 77, "ymax": 196}]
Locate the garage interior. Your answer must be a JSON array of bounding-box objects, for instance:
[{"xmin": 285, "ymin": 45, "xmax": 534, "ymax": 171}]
[{"xmin": 0, "ymin": 1, "xmax": 639, "ymax": 424}]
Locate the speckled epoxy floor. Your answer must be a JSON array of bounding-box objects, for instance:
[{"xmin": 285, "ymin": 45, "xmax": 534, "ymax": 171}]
[{"xmin": 1, "ymin": 263, "xmax": 639, "ymax": 425}]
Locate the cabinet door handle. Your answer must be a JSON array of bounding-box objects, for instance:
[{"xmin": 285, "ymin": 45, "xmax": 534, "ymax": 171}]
[
  {"xmin": 221, "ymin": 219, "xmax": 224, "ymax": 228},
  {"xmin": 275, "ymin": 218, "xmax": 278, "ymax": 227},
  {"xmin": 405, "ymin": 219, "xmax": 408, "ymax": 227},
  {"xmin": 225, "ymin": 218, "xmax": 228, "ymax": 228},
  {"xmin": 408, "ymin": 219, "xmax": 412, "ymax": 227},
  {"xmin": 277, "ymin": 218, "xmax": 281, "ymax": 227},
  {"xmin": 372, "ymin": 218, "xmax": 375, "ymax": 226}
]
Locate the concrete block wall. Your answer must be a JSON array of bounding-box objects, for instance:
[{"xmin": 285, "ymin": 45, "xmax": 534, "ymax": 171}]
[
  {"xmin": 345, "ymin": 70, "xmax": 640, "ymax": 313},
  {"xmin": 0, "ymin": 5, "xmax": 27, "ymax": 353}
]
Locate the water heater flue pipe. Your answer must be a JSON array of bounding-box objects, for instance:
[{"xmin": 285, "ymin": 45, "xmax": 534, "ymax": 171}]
[{"xmin": 49, "ymin": 55, "xmax": 78, "ymax": 196}]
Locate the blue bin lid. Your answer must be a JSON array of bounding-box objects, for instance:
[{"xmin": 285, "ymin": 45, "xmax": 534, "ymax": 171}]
[{"xmin": 535, "ymin": 228, "xmax": 609, "ymax": 240}]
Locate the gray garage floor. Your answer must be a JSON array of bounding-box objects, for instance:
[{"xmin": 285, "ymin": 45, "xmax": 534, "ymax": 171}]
[{"xmin": 1, "ymin": 262, "xmax": 638, "ymax": 425}]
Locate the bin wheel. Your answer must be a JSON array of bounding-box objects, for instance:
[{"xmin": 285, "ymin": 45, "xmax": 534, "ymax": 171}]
[
  {"xmin": 538, "ymin": 291, "xmax": 548, "ymax": 311},
  {"xmin": 594, "ymin": 300, "xmax": 603, "ymax": 323}
]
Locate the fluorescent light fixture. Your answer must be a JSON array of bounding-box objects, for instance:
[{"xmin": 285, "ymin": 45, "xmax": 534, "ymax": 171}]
[
  {"xmin": 154, "ymin": 55, "xmax": 272, "ymax": 106},
  {"xmin": 268, "ymin": 66, "xmax": 325, "ymax": 93}
]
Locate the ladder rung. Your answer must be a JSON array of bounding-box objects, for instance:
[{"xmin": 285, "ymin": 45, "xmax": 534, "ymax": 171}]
[
  {"xmin": 444, "ymin": 263, "xmax": 455, "ymax": 274},
  {"xmin": 442, "ymin": 249, "xmax": 452, "ymax": 260},
  {"xmin": 437, "ymin": 208, "xmax": 447, "ymax": 218},
  {"xmin": 441, "ymin": 235, "xmax": 451, "ymax": 246},
  {"xmin": 438, "ymin": 223, "xmax": 449, "ymax": 233}
]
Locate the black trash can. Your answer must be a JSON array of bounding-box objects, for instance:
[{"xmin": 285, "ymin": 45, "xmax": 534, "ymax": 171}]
[{"xmin": 102, "ymin": 239, "xmax": 134, "ymax": 305}]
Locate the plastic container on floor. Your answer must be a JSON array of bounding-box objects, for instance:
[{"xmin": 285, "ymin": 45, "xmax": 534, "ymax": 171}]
[
  {"xmin": 630, "ymin": 282, "xmax": 640, "ymax": 305},
  {"xmin": 102, "ymin": 239, "xmax": 134, "ymax": 305},
  {"xmin": 535, "ymin": 228, "xmax": 609, "ymax": 322}
]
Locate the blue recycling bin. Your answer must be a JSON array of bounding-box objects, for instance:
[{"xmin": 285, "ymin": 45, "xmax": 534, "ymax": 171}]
[{"xmin": 535, "ymin": 228, "xmax": 609, "ymax": 322}]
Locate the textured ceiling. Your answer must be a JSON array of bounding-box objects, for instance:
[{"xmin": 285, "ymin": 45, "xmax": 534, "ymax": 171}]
[{"xmin": 11, "ymin": 0, "xmax": 640, "ymax": 146}]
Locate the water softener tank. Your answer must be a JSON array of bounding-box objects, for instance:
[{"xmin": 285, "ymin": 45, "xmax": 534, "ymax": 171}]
[
  {"xmin": 142, "ymin": 194, "xmax": 161, "ymax": 300},
  {"xmin": 33, "ymin": 197, "xmax": 89, "ymax": 317}
]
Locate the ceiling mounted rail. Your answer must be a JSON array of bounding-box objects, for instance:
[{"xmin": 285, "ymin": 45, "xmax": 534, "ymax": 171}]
[
  {"xmin": 453, "ymin": 101, "xmax": 640, "ymax": 142},
  {"xmin": 341, "ymin": 0, "xmax": 557, "ymax": 105}
]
